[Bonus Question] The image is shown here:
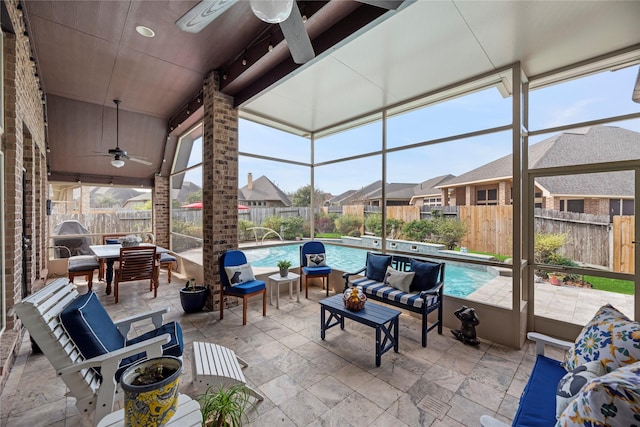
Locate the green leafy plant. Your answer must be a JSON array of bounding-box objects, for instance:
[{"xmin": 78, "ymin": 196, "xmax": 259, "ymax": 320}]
[
  {"xmin": 198, "ymin": 384, "xmax": 252, "ymax": 427},
  {"xmin": 432, "ymin": 217, "xmax": 468, "ymax": 250},
  {"xmin": 335, "ymin": 214, "xmax": 363, "ymax": 237},
  {"xmin": 277, "ymin": 259, "xmax": 292, "ymax": 270}
]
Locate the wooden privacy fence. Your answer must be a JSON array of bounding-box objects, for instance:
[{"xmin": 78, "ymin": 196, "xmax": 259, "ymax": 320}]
[
  {"xmin": 49, "ymin": 212, "xmax": 152, "ymax": 244},
  {"xmin": 534, "ymin": 209, "xmax": 610, "ymax": 270},
  {"xmin": 459, "ymin": 206, "xmax": 513, "ymax": 257},
  {"xmin": 613, "ymin": 216, "xmax": 634, "ymax": 274}
]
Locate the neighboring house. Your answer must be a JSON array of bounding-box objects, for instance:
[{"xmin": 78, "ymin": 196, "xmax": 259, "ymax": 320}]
[
  {"xmin": 238, "ymin": 173, "xmax": 291, "ymax": 208},
  {"xmin": 409, "ymin": 175, "xmax": 456, "ymax": 207},
  {"xmin": 366, "ymin": 182, "xmax": 420, "ymax": 206},
  {"xmin": 438, "ymin": 126, "xmax": 638, "ymax": 219},
  {"xmin": 325, "ymin": 190, "xmax": 357, "ymax": 207},
  {"xmin": 122, "ymin": 192, "xmax": 151, "ymax": 209}
]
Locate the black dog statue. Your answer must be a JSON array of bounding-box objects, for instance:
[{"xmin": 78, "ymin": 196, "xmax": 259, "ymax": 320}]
[{"xmin": 451, "ymin": 305, "xmax": 481, "ymax": 346}]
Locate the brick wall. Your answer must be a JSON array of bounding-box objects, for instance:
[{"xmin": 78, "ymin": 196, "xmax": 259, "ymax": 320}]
[
  {"xmin": 1, "ymin": 0, "xmax": 48, "ymax": 390},
  {"xmin": 202, "ymin": 71, "xmax": 238, "ymax": 311}
]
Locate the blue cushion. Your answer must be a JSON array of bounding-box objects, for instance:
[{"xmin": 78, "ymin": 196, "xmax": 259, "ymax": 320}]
[
  {"xmin": 160, "ymin": 253, "xmax": 177, "ymax": 263},
  {"xmin": 60, "ymin": 291, "xmax": 125, "ymax": 359},
  {"xmin": 117, "ymin": 321, "xmax": 184, "ymax": 381},
  {"xmin": 225, "ymin": 279, "xmax": 266, "ymax": 295},
  {"xmin": 513, "ymin": 354, "xmax": 566, "ymax": 427},
  {"xmin": 303, "ymin": 266, "xmax": 332, "ymax": 276},
  {"xmin": 68, "ymin": 255, "xmax": 100, "ymax": 271},
  {"xmin": 409, "ymin": 259, "xmax": 441, "ymax": 292},
  {"xmin": 366, "ymin": 254, "xmax": 392, "ymax": 282},
  {"xmin": 105, "ymin": 239, "xmax": 120, "ymax": 244}
]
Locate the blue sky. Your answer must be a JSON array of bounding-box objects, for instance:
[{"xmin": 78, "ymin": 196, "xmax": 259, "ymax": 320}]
[{"xmin": 233, "ymin": 65, "xmax": 640, "ymax": 196}]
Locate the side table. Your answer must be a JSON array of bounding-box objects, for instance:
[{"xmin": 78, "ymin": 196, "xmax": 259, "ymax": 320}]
[
  {"xmin": 267, "ymin": 272, "xmax": 300, "ymax": 308},
  {"xmin": 97, "ymin": 393, "xmax": 202, "ymax": 426}
]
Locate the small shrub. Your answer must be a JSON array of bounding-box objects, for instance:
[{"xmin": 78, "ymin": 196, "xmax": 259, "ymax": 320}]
[
  {"xmin": 238, "ymin": 219, "xmax": 254, "ymax": 242},
  {"xmin": 335, "ymin": 214, "xmax": 363, "ymax": 237},
  {"xmin": 433, "ymin": 218, "xmax": 467, "ymax": 250},
  {"xmin": 402, "ymin": 220, "xmax": 436, "ymax": 242},
  {"xmin": 281, "ymin": 216, "xmax": 304, "ymax": 240}
]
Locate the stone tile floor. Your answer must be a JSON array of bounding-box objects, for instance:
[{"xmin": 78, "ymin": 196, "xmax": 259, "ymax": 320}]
[{"xmin": 0, "ymin": 272, "xmax": 566, "ymax": 427}]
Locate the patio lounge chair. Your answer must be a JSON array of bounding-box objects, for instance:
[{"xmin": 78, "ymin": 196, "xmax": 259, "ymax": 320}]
[{"xmin": 14, "ymin": 278, "xmax": 184, "ymax": 426}]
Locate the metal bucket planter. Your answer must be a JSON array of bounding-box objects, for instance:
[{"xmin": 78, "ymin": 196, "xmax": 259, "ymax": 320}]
[{"xmin": 120, "ymin": 356, "xmax": 182, "ymax": 427}]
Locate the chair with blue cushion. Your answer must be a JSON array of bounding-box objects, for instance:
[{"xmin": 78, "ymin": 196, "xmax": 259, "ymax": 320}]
[
  {"xmin": 14, "ymin": 278, "xmax": 183, "ymax": 426},
  {"xmin": 300, "ymin": 241, "xmax": 332, "ymax": 298},
  {"xmin": 219, "ymin": 249, "xmax": 267, "ymax": 325},
  {"xmin": 159, "ymin": 252, "xmax": 178, "ymax": 283}
]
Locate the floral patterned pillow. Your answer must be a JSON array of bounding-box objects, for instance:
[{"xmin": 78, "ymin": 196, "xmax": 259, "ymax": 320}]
[
  {"xmin": 564, "ymin": 304, "xmax": 640, "ymax": 372},
  {"xmin": 555, "ymin": 361, "xmax": 640, "ymax": 426}
]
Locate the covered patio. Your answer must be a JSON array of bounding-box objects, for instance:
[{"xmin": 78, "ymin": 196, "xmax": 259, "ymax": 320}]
[
  {"xmin": 1, "ymin": 272, "xmax": 555, "ymax": 426},
  {"xmin": 1, "ymin": 0, "xmax": 640, "ymax": 425}
]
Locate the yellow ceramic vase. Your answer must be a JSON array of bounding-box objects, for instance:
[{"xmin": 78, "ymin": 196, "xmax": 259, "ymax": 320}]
[{"xmin": 120, "ymin": 356, "xmax": 182, "ymax": 427}]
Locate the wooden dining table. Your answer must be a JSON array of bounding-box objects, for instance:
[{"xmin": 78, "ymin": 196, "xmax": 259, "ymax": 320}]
[{"xmin": 90, "ymin": 244, "xmax": 170, "ymax": 295}]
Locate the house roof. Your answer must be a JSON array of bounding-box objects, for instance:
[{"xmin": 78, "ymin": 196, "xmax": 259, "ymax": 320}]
[
  {"xmin": 412, "ymin": 175, "xmax": 456, "ymax": 197},
  {"xmin": 368, "ymin": 183, "xmax": 418, "ymax": 200},
  {"xmin": 439, "ymin": 126, "xmax": 640, "ymax": 197},
  {"xmin": 238, "ymin": 175, "xmax": 292, "ymax": 206}
]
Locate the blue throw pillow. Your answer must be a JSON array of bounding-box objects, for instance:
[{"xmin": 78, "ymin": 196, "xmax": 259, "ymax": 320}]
[
  {"xmin": 410, "ymin": 259, "xmax": 441, "ymax": 292},
  {"xmin": 366, "ymin": 254, "xmax": 392, "ymax": 282}
]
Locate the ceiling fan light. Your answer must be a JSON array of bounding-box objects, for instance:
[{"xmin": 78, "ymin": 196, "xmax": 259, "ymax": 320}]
[
  {"xmin": 111, "ymin": 158, "xmax": 125, "ymax": 168},
  {"xmin": 250, "ymin": 0, "xmax": 293, "ymax": 24}
]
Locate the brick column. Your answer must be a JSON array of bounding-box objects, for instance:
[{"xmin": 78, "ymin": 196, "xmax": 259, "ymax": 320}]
[
  {"xmin": 202, "ymin": 72, "xmax": 238, "ymax": 311},
  {"xmin": 153, "ymin": 176, "xmax": 170, "ymax": 248}
]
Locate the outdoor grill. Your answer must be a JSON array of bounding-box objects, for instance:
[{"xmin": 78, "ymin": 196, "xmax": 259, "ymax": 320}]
[{"xmin": 51, "ymin": 220, "xmax": 93, "ymax": 257}]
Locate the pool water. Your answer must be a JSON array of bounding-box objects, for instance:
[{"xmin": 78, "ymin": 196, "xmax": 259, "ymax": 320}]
[{"xmin": 243, "ymin": 243, "xmax": 496, "ymax": 297}]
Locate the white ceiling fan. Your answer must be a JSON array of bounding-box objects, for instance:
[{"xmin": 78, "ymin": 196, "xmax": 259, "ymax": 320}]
[
  {"xmin": 94, "ymin": 100, "xmax": 152, "ymax": 168},
  {"xmin": 176, "ymin": 1, "xmax": 405, "ymax": 65}
]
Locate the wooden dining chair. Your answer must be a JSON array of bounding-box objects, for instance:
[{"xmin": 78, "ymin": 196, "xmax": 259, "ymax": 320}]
[
  {"xmin": 114, "ymin": 246, "xmax": 158, "ymax": 303},
  {"xmin": 98, "ymin": 233, "xmax": 127, "ymax": 281}
]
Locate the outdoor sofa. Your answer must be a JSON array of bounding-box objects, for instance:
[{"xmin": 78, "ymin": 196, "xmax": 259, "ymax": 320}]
[
  {"xmin": 482, "ymin": 304, "xmax": 640, "ymax": 426},
  {"xmin": 343, "ymin": 252, "xmax": 444, "ymax": 347}
]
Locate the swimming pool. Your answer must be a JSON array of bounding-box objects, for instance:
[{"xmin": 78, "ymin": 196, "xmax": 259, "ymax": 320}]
[{"xmin": 243, "ymin": 243, "xmax": 497, "ymax": 297}]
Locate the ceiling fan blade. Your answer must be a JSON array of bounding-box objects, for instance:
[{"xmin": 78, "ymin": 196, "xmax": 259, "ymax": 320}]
[
  {"xmin": 128, "ymin": 157, "xmax": 153, "ymax": 166},
  {"xmin": 356, "ymin": 0, "xmax": 405, "ymax": 9},
  {"xmin": 176, "ymin": 0, "xmax": 239, "ymax": 33},
  {"xmin": 279, "ymin": 3, "xmax": 315, "ymax": 64}
]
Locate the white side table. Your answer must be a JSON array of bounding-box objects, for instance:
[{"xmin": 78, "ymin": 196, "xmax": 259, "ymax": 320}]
[
  {"xmin": 268, "ymin": 272, "xmax": 300, "ymax": 308},
  {"xmin": 97, "ymin": 393, "xmax": 202, "ymax": 426}
]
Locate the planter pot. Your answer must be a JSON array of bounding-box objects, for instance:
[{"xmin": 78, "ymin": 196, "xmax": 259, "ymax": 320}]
[
  {"xmin": 120, "ymin": 356, "xmax": 182, "ymax": 427},
  {"xmin": 279, "ymin": 268, "xmax": 289, "ymax": 278},
  {"xmin": 549, "ymin": 275, "xmax": 561, "ymax": 286},
  {"xmin": 180, "ymin": 286, "xmax": 208, "ymax": 313}
]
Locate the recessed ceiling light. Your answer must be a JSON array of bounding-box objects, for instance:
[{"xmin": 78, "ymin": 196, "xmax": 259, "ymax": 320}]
[{"xmin": 136, "ymin": 25, "xmax": 155, "ymax": 38}]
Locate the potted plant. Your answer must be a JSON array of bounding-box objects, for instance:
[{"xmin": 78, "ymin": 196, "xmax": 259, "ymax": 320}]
[
  {"xmin": 180, "ymin": 278, "xmax": 208, "ymax": 313},
  {"xmin": 277, "ymin": 259, "xmax": 291, "ymax": 277},
  {"xmin": 119, "ymin": 234, "xmax": 142, "ymax": 247},
  {"xmin": 120, "ymin": 356, "xmax": 183, "ymax": 427},
  {"xmin": 198, "ymin": 384, "xmax": 252, "ymax": 427}
]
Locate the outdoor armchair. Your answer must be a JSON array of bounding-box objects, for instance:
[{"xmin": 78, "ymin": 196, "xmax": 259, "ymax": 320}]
[
  {"xmin": 300, "ymin": 241, "xmax": 332, "ymax": 298},
  {"xmin": 219, "ymin": 249, "xmax": 267, "ymax": 325}
]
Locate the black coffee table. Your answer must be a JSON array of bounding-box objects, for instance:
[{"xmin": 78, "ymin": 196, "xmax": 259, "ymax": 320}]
[{"xmin": 319, "ymin": 294, "xmax": 400, "ymax": 367}]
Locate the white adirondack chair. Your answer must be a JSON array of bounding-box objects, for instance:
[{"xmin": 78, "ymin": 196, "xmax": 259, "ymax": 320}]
[{"xmin": 14, "ymin": 278, "xmax": 173, "ymax": 426}]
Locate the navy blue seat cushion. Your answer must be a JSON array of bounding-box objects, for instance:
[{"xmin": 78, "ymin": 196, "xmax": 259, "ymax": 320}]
[
  {"xmin": 160, "ymin": 253, "xmax": 177, "ymax": 263},
  {"xmin": 225, "ymin": 279, "xmax": 266, "ymax": 294},
  {"xmin": 61, "ymin": 291, "xmax": 184, "ymax": 381},
  {"xmin": 68, "ymin": 255, "xmax": 100, "ymax": 271},
  {"xmin": 409, "ymin": 259, "xmax": 441, "ymax": 292},
  {"xmin": 303, "ymin": 266, "xmax": 332, "ymax": 276},
  {"xmin": 60, "ymin": 291, "xmax": 125, "ymax": 358},
  {"xmin": 366, "ymin": 254, "xmax": 392, "ymax": 282},
  {"xmin": 116, "ymin": 321, "xmax": 184, "ymax": 381},
  {"xmin": 513, "ymin": 354, "xmax": 566, "ymax": 427},
  {"xmin": 105, "ymin": 239, "xmax": 120, "ymax": 244}
]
